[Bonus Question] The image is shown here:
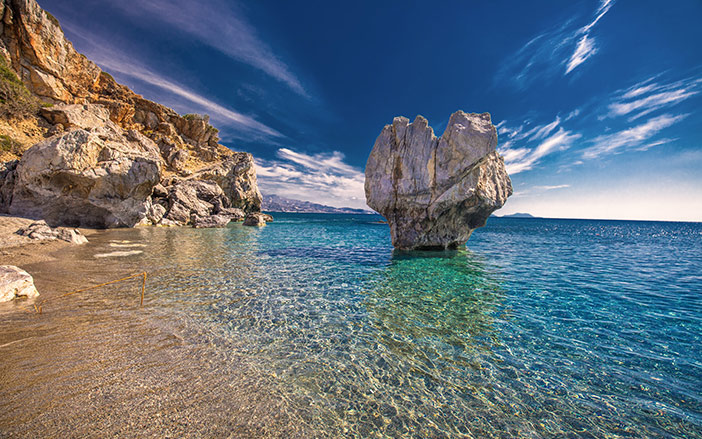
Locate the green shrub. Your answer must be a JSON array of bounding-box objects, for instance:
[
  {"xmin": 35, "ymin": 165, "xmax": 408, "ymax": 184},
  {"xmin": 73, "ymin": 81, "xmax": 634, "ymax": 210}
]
[
  {"xmin": 0, "ymin": 56, "xmax": 21, "ymax": 85},
  {"xmin": 0, "ymin": 57, "xmax": 41, "ymax": 119},
  {"xmin": 44, "ymin": 11, "xmax": 61, "ymax": 28},
  {"xmin": 0, "ymin": 134, "xmax": 20, "ymax": 153},
  {"xmin": 100, "ymin": 71, "xmax": 115, "ymax": 82}
]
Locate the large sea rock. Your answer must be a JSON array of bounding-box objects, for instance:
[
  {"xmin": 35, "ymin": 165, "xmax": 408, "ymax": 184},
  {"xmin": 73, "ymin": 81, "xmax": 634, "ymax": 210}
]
[{"xmin": 365, "ymin": 111, "xmax": 512, "ymax": 250}]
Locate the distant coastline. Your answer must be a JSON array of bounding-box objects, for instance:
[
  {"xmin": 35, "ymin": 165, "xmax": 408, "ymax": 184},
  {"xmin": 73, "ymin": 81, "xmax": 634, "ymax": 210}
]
[
  {"xmin": 262, "ymin": 194, "xmax": 374, "ymax": 214},
  {"xmin": 498, "ymin": 212, "xmax": 536, "ymax": 218}
]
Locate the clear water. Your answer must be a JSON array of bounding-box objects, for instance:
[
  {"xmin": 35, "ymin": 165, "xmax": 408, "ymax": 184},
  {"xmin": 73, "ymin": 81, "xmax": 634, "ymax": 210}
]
[{"xmin": 1, "ymin": 214, "xmax": 701, "ymax": 438}]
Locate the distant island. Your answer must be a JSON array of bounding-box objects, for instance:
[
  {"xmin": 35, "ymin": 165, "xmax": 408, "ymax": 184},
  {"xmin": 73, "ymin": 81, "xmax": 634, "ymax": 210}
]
[
  {"xmin": 500, "ymin": 213, "xmax": 536, "ymax": 218},
  {"xmin": 262, "ymin": 194, "xmax": 373, "ymax": 214}
]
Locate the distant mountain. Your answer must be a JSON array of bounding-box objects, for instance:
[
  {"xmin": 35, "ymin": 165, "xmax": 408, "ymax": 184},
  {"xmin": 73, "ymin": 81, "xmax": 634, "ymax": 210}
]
[
  {"xmin": 501, "ymin": 212, "xmax": 536, "ymax": 218},
  {"xmin": 261, "ymin": 194, "xmax": 373, "ymax": 214}
]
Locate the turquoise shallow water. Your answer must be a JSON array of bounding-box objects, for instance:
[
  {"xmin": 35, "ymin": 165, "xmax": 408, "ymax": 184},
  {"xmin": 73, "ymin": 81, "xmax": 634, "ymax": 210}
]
[{"xmin": 1, "ymin": 214, "xmax": 701, "ymax": 437}]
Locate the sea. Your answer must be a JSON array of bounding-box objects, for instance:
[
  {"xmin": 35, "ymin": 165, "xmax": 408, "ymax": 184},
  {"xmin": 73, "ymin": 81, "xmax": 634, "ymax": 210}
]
[{"xmin": 0, "ymin": 214, "xmax": 700, "ymax": 438}]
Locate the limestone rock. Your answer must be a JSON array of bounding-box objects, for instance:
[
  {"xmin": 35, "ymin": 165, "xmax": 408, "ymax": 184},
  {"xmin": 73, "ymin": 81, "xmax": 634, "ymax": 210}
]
[
  {"xmin": 218, "ymin": 207, "xmax": 246, "ymax": 221},
  {"xmin": 365, "ymin": 111, "xmax": 512, "ymax": 250},
  {"xmin": 16, "ymin": 220, "xmax": 88, "ymax": 244},
  {"xmin": 190, "ymin": 153, "xmax": 262, "ymax": 211},
  {"xmin": 243, "ymin": 212, "xmax": 271, "ymax": 227},
  {"xmin": 0, "ymin": 160, "xmax": 18, "ymax": 212},
  {"xmin": 40, "ymin": 104, "xmax": 112, "ymax": 130},
  {"xmin": 163, "ymin": 180, "xmax": 228, "ymax": 225},
  {"xmin": 9, "ymin": 126, "xmax": 162, "ymax": 227},
  {"xmin": 193, "ymin": 214, "xmax": 231, "ymax": 228},
  {"xmin": 0, "ymin": 265, "xmax": 39, "ymax": 302},
  {"xmin": 0, "ymin": 0, "xmax": 265, "ymax": 223}
]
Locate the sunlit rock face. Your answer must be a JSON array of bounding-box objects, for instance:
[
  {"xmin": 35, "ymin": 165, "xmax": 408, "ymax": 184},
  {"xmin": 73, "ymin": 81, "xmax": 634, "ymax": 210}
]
[
  {"xmin": 365, "ymin": 111, "xmax": 512, "ymax": 250},
  {"xmin": 0, "ymin": 0, "xmax": 263, "ymax": 224}
]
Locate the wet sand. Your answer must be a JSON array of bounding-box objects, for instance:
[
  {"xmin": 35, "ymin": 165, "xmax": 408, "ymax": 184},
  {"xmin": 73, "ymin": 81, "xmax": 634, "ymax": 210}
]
[{"xmin": 0, "ymin": 225, "xmax": 313, "ymax": 438}]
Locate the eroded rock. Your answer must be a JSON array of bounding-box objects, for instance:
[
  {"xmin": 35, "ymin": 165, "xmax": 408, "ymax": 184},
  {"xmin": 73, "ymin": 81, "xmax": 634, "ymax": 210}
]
[
  {"xmin": 9, "ymin": 124, "xmax": 162, "ymax": 227},
  {"xmin": 242, "ymin": 212, "xmax": 271, "ymax": 227},
  {"xmin": 193, "ymin": 214, "xmax": 231, "ymax": 228},
  {"xmin": 16, "ymin": 220, "xmax": 88, "ymax": 244},
  {"xmin": 365, "ymin": 111, "xmax": 512, "ymax": 249},
  {"xmin": 162, "ymin": 180, "xmax": 228, "ymax": 225},
  {"xmin": 0, "ymin": 265, "xmax": 39, "ymax": 302}
]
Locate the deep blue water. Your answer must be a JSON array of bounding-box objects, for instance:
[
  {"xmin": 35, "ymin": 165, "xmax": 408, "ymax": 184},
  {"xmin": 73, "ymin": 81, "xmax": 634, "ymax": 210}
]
[{"xmin": 2, "ymin": 214, "xmax": 700, "ymax": 438}]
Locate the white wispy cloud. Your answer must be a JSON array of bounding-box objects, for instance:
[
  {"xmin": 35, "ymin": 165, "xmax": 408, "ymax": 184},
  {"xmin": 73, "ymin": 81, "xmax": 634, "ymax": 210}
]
[
  {"xmin": 534, "ymin": 184, "xmax": 570, "ymax": 190},
  {"xmin": 583, "ymin": 113, "xmax": 687, "ymax": 158},
  {"xmin": 565, "ymin": 0, "xmax": 614, "ymax": 74},
  {"xmin": 60, "ymin": 21, "xmax": 283, "ymax": 140},
  {"xmin": 497, "ymin": 0, "xmax": 614, "ymax": 88},
  {"xmin": 607, "ymin": 75, "xmax": 701, "ymax": 120},
  {"xmin": 256, "ymin": 148, "xmax": 367, "ymax": 210},
  {"xmin": 499, "ymin": 126, "xmax": 581, "ymax": 174},
  {"xmin": 111, "ymin": 0, "xmax": 308, "ymax": 97}
]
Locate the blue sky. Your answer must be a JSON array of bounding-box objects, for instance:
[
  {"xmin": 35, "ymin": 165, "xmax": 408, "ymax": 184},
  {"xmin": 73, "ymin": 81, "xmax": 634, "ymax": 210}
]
[{"xmin": 40, "ymin": 0, "xmax": 702, "ymax": 221}]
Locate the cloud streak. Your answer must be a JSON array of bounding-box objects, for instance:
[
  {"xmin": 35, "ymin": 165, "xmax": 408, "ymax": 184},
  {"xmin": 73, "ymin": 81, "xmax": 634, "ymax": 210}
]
[
  {"xmin": 61, "ymin": 21, "xmax": 283, "ymax": 140},
  {"xmin": 111, "ymin": 0, "xmax": 308, "ymax": 97},
  {"xmin": 499, "ymin": 120, "xmax": 581, "ymax": 174},
  {"xmin": 607, "ymin": 75, "xmax": 701, "ymax": 120},
  {"xmin": 497, "ymin": 0, "xmax": 614, "ymax": 88},
  {"xmin": 583, "ymin": 113, "xmax": 687, "ymax": 158},
  {"xmin": 256, "ymin": 148, "xmax": 367, "ymax": 210},
  {"xmin": 565, "ymin": 0, "xmax": 614, "ymax": 74}
]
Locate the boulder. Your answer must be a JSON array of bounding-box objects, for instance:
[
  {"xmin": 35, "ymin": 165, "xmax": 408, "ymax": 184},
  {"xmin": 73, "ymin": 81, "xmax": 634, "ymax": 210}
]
[
  {"xmin": 193, "ymin": 214, "xmax": 231, "ymax": 228},
  {"xmin": 163, "ymin": 180, "xmax": 228, "ymax": 225},
  {"xmin": 9, "ymin": 125, "xmax": 162, "ymax": 227},
  {"xmin": 365, "ymin": 111, "xmax": 512, "ymax": 250},
  {"xmin": 40, "ymin": 104, "xmax": 112, "ymax": 130},
  {"xmin": 218, "ymin": 207, "xmax": 246, "ymax": 221},
  {"xmin": 0, "ymin": 265, "xmax": 39, "ymax": 302},
  {"xmin": 243, "ymin": 212, "xmax": 270, "ymax": 227},
  {"xmin": 16, "ymin": 220, "xmax": 88, "ymax": 244},
  {"xmin": 190, "ymin": 153, "xmax": 262, "ymax": 211}
]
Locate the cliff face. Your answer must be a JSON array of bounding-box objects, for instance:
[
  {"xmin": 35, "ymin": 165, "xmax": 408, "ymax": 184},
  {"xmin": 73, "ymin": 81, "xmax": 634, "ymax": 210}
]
[{"xmin": 0, "ymin": 0, "xmax": 262, "ymax": 227}]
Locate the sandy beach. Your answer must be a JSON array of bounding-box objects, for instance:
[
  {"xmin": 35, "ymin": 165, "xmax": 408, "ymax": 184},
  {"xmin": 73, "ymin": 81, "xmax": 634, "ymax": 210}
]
[{"xmin": 0, "ymin": 214, "xmax": 98, "ymax": 266}]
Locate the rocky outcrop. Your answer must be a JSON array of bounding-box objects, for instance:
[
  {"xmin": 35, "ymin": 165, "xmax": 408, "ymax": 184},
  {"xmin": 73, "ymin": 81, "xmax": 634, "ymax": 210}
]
[
  {"xmin": 243, "ymin": 212, "xmax": 272, "ymax": 227},
  {"xmin": 365, "ymin": 111, "xmax": 512, "ymax": 250},
  {"xmin": 0, "ymin": 265, "xmax": 39, "ymax": 302},
  {"xmin": 16, "ymin": 219, "xmax": 88, "ymax": 244},
  {"xmin": 193, "ymin": 214, "xmax": 231, "ymax": 228},
  {"xmin": 0, "ymin": 0, "xmax": 263, "ymax": 226},
  {"xmin": 8, "ymin": 112, "xmax": 162, "ymax": 227}
]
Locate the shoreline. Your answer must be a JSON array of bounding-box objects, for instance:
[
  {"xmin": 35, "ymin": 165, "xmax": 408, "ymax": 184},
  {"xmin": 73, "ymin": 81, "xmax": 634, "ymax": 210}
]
[{"xmin": 0, "ymin": 214, "xmax": 99, "ymax": 266}]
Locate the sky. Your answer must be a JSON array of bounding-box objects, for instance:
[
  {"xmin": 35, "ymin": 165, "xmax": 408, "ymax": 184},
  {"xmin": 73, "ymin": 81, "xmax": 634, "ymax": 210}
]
[{"xmin": 39, "ymin": 0, "xmax": 702, "ymax": 221}]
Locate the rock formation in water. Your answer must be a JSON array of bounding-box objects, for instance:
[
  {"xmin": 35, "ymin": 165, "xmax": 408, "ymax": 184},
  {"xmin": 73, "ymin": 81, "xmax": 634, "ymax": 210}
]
[
  {"xmin": 365, "ymin": 111, "xmax": 512, "ymax": 249},
  {"xmin": 0, "ymin": 0, "xmax": 264, "ymax": 227}
]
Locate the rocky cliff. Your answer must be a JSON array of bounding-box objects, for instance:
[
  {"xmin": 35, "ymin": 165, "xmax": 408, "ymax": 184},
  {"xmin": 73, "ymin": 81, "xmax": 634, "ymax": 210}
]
[
  {"xmin": 0, "ymin": 0, "xmax": 262, "ymax": 227},
  {"xmin": 365, "ymin": 111, "xmax": 512, "ymax": 249}
]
